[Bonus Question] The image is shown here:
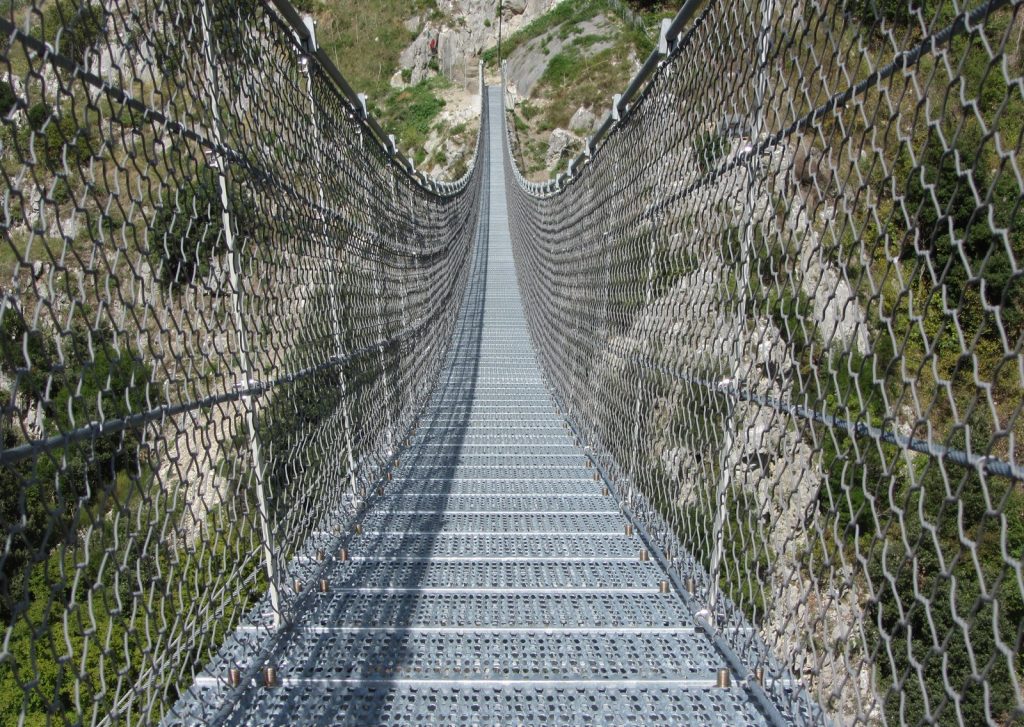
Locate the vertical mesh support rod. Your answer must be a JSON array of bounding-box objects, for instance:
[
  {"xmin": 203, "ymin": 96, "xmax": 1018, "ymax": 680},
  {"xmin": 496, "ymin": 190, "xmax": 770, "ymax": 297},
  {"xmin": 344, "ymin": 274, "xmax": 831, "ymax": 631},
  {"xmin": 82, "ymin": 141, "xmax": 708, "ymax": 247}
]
[
  {"xmin": 300, "ymin": 14, "xmax": 358, "ymax": 496},
  {"xmin": 199, "ymin": 0, "xmax": 281, "ymax": 627}
]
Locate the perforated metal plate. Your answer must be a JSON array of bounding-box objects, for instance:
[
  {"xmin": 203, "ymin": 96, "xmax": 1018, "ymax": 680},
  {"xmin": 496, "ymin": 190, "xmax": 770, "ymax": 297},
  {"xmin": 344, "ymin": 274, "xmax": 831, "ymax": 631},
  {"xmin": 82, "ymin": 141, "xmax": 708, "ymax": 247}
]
[
  {"xmin": 252, "ymin": 592, "xmax": 692, "ymax": 629},
  {"xmin": 374, "ymin": 495, "xmax": 615, "ymax": 513},
  {"xmin": 343, "ymin": 533, "xmax": 647, "ymax": 559},
  {"xmin": 208, "ymin": 629, "xmax": 726, "ymax": 682},
  {"xmin": 357, "ymin": 512, "xmax": 625, "ymax": 533},
  {"xmin": 314, "ymin": 561, "xmax": 666, "ymax": 590},
  {"xmin": 387, "ymin": 479, "xmax": 604, "ymax": 495},
  {"xmin": 168, "ymin": 684, "xmax": 769, "ymax": 727}
]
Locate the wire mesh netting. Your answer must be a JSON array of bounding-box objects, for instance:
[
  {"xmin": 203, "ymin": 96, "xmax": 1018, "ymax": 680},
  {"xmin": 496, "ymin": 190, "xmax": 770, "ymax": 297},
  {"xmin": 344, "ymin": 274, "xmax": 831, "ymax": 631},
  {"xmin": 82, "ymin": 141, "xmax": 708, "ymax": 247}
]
[
  {"xmin": 504, "ymin": 0, "xmax": 1024, "ymax": 724},
  {"xmin": 0, "ymin": 0, "xmax": 483, "ymax": 723}
]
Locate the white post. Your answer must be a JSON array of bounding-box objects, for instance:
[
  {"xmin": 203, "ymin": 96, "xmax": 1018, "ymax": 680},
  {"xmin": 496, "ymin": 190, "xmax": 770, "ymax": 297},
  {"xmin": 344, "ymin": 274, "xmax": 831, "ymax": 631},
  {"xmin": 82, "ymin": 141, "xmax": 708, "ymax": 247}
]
[
  {"xmin": 199, "ymin": 0, "xmax": 282, "ymax": 627},
  {"xmin": 302, "ymin": 16, "xmax": 359, "ymax": 497},
  {"xmin": 710, "ymin": 0, "xmax": 773, "ymax": 621}
]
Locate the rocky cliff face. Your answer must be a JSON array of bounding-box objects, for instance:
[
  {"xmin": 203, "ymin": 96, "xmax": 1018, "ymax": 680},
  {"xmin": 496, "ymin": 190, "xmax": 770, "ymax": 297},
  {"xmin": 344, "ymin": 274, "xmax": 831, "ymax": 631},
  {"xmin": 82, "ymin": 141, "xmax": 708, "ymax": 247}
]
[{"xmin": 398, "ymin": 0, "xmax": 564, "ymax": 90}]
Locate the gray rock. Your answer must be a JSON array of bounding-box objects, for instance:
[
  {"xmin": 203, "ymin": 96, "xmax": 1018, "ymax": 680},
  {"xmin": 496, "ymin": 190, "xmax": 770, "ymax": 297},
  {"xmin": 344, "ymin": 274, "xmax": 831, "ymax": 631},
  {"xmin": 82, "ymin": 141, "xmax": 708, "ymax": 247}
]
[
  {"xmin": 503, "ymin": 15, "xmax": 616, "ymax": 96},
  {"xmin": 569, "ymin": 106, "xmax": 597, "ymax": 134},
  {"xmin": 545, "ymin": 128, "xmax": 580, "ymax": 169},
  {"xmin": 793, "ymin": 142, "xmax": 814, "ymax": 185},
  {"xmin": 793, "ymin": 142, "xmax": 834, "ymax": 194}
]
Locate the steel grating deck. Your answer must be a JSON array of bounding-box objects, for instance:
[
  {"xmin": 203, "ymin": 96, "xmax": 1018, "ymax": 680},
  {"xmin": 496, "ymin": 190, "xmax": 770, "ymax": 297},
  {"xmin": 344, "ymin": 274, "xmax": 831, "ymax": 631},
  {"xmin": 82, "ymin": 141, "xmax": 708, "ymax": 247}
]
[{"xmin": 166, "ymin": 88, "xmax": 773, "ymax": 726}]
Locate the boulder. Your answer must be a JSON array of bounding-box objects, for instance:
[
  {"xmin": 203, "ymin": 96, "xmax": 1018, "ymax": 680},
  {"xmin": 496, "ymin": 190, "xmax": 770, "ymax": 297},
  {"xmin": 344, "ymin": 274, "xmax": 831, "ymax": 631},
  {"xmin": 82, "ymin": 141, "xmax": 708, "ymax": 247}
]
[
  {"xmin": 793, "ymin": 142, "xmax": 814, "ymax": 185},
  {"xmin": 569, "ymin": 106, "xmax": 597, "ymax": 134},
  {"xmin": 545, "ymin": 128, "xmax": 580, "ymax": 169}
]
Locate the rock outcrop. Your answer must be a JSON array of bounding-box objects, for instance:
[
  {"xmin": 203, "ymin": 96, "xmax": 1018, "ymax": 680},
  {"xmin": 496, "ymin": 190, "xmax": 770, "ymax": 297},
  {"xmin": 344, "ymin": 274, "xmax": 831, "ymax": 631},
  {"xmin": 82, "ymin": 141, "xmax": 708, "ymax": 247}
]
[
  {"xmin": 569, "ymin": 106, "xmax": 598, "ymax": 134},
  {"xmin": 399, "ymin": 0, "xmax": 564, "ymax": 90},
  {"xmin": 545, "ymin": 128, "xmax": 581, "ymax": 169}
]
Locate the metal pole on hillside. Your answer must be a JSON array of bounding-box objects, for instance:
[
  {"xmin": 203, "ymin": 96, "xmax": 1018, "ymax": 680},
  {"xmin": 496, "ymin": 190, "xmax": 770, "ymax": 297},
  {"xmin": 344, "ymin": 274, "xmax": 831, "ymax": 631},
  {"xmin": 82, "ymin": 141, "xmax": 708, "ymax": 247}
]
[
  {"xmin": 497, "ymin": 0, "xmax": 503, "ymax": 64},
  {"xmin": 709, "ymin": 0, "xmax": 774, "ymax": 623},
  {"xmin": 199, "ymin": 0, "xmax": 282, "ymax": 628}
]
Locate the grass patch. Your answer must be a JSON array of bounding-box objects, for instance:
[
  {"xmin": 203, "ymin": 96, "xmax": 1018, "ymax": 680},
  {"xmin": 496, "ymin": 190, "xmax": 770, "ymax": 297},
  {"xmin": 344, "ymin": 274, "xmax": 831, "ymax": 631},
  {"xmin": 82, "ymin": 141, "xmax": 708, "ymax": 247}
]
[
  {"xmin": 311, "ymin": 0, "xmax": 438, "ymax": 100},
  {"xmin": 375, "ymin": 76, "xmax": 449, "ymax": 155}
]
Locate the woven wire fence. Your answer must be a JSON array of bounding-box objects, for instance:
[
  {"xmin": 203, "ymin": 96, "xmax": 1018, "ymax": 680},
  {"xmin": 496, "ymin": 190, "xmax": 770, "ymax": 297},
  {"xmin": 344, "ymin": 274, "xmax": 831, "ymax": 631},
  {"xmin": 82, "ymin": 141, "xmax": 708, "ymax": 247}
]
[
  {"xmin": 0, "ymin": 0, "xmax": 483, "ymax": 723},
  {"xmin": 505, "ymin": 0, "xmax": 1024, "ymax": 724}
]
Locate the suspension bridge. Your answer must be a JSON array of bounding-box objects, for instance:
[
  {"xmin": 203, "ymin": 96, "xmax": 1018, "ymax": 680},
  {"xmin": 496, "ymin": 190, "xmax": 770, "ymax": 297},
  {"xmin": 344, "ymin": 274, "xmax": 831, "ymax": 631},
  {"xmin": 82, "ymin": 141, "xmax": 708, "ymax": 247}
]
[
  {"xmin": 165, "ymin": 85, "xmax": 796, "ymax": 726},
  {"xmin": 0, "ymin": 0, "xmax": 1022, "ymax": 725}
]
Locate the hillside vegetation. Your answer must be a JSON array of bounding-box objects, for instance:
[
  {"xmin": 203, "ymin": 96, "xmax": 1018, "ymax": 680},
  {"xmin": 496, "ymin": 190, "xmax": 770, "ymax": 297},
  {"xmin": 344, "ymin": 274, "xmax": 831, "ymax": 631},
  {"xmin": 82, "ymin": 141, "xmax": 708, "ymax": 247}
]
[{"xmin": 498, "ymin": 0, "xmax": 678, "ymax": 178}]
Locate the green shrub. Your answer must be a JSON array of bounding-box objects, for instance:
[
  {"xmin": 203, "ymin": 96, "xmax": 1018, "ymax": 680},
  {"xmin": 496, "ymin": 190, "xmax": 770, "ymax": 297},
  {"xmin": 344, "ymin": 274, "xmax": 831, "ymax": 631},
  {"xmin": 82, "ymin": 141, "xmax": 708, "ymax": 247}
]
[
  {"xmin": 0, "ymin": 308, "xmax": 151, "ymax": 625},
  {"xmin": 694, "ymin": 131, "xmax": 727, "ymax": 174},
  {"xmin": 538, "ymin": 47, "xmax": 583, "ymax": 89},
  {"xmin": 149, "ymin": 165, "xmax": 224, "ymax": 289},
  {"xmin": 844, "ymin": 0, "xmax": 935, "ymax": 25},
  {"xmin": 39, "ymin": 0, "xmax": 106, "ymax": 62},
  {"xmin": 152, "ymin": 30, "xmax": 185, "ymax": 76},
  {"xmin": 26, "ymin": 102, "xmax": 51, "ymax": 131},
  {"xmin": 0, "ymin": 81, "xmax": 18, "ymax": 116},
  {"xmin": 379, "ymin": 78, "xmax": 447, "ymax": 151},
  {"xmin": 903, "ymin": 123, "xmax": 1024, "ymax": 338},
  {"xmin": 42, "ymin": 111, "xmax": 91, "ymax": 169}
]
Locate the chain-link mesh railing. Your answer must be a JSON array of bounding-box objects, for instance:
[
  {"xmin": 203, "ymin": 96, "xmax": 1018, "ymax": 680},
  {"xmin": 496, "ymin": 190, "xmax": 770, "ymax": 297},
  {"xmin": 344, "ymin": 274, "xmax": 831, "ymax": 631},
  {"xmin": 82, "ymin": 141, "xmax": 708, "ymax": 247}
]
[
  {"xmin": 0, "ymin": 0, "xmax": 483, "ymax": 723},
  {"xmin": 505, "ymin": 0, "xmax": 1024, "ymax": 724}
]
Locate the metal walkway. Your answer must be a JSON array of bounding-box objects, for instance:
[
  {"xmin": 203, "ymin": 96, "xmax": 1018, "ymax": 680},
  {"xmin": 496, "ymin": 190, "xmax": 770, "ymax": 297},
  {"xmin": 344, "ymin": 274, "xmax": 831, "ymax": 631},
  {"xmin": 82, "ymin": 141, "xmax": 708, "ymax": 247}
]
[{"xmin": 172, "ymin": 88, "xmax": 773, "ymax": 726}]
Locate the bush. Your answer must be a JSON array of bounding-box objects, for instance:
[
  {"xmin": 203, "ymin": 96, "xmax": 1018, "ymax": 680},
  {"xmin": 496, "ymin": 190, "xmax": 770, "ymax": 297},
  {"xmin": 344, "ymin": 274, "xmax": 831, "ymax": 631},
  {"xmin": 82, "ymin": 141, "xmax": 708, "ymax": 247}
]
[
  {"xmin": 25, "ymin": 102, "xmax": 51, "ymax": 131},
  {"xmin": 0, "ymin": 81, "xmax": 18, "ymax": 117},
  {"xmin": 149, "ymin": 165, "xmax": 225, "ymax": 289},
  {"xmin": 151, "ymin": 31, "xmax": 185, "ymax": 76},
  {"xmin": 42, "ymin": 111, "xmax": 91, "ymax": 169},
  {"xmin": 844, "ymin": 0, "xmax": 932, "ymax": 25},
  {"xmin": 40, "ymin": 0, "xmax": 106, "ymax": 63},
  {"xmin": 380, "ymin": 79, "xmax": 447, "ymax": 151},
  {"xmin": 903, "ymin": 124, "xmax": 1023, "ymax": 338},
  {"xmin": 694, "ymin": 131, "xmax": 727, "ymax": 173},
  {"xmin": 23, "ymin": 103, "xmax": 92, "ymax": 169},
  {"xmin": 0, "ymin": 308, "xmax": 151, "ymax": 623}
]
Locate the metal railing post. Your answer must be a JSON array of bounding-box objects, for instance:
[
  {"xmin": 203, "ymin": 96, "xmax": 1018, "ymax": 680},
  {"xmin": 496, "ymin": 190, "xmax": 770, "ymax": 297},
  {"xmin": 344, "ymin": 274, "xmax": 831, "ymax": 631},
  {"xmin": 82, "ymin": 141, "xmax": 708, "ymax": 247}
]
[
  {"xmin": 626, "ymin": 58, "xmax": 671, "ymax": 503},
  {"xmin": 372, "ymin": 134, "xmax": 397, "ymax": 460},
  {"xmin": 710, "ymin": 0, "xmax": 774, "ymax": 621},
  {"xmin": 301, "ymin": 15, "xmax": 359, "ymax": 498},
  {"xmin": 199, "ymin": 0, "xmax": 282, "ymax": 627}
]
